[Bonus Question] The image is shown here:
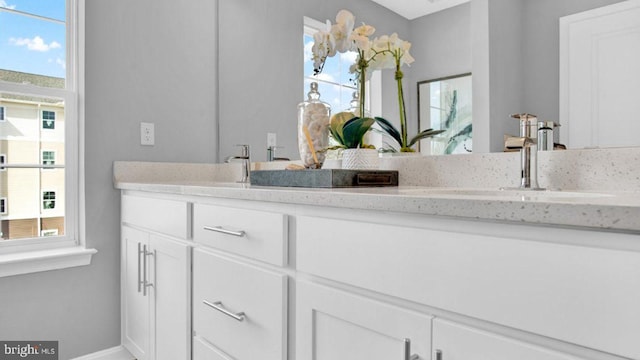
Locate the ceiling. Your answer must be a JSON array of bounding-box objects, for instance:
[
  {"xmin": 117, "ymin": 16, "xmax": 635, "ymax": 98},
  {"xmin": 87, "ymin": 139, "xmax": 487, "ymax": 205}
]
[{"xmin": 370, "ymin": 0, "xmax": 470, "ymax": 20}]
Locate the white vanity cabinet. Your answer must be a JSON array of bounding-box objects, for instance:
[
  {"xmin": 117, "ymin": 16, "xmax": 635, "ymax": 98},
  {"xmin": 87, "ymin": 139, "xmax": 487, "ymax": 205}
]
[
  {"xmin": 296, "ymin": 212, "xmax": 640, "ymax": 360},
  {"xmin": 191, "ymin": 202, "xmax": 289, "ymax": 360},
  {"xmin": 296, "ymin": 280, "xmax": 432, "ymax": 360},
  {"xmin": 117, "ymin": 185, "xmax": 640, "ymax": 360},
  {"xmin": 121, "ymin": 194, "xmax": 191, "ymax": 360},
  {"xmin": 432, "ymin": 319, "xmax": 585, "ymax": 360}
]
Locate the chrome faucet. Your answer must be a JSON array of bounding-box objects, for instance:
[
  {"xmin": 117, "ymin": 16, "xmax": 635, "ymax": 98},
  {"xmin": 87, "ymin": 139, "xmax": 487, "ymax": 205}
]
[
  {"xmin": 225, "ymin": 144, "xmax": 251, "ymax": 183},
  {"xmin": 267, "ymin": 146, "xmax": 290, "ymax": 162},
  {"xmin": 508, "ymin": 113, "xmax": 542, "ymax": 190}
]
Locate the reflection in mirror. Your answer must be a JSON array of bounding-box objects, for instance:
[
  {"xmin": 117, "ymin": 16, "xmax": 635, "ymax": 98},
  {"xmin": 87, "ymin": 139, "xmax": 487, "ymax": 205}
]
[{"xmin": 418, "ymin": 73, "xmax": 472, "ymax": 155}]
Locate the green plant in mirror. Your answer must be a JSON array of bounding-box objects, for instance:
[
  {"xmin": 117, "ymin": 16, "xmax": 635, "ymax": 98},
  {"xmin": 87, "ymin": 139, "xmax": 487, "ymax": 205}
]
[
  {"xmin": 375, "ymin": 116, "xmax": 444, "ymax": 152},
  {"xmin": 328, "ymin": 111, "xmax": 375, "ymax": 149}
]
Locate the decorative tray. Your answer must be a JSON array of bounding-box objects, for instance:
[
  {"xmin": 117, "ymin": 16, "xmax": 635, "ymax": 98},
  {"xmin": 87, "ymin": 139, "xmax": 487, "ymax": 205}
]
[{"xmin": 250, "ymin": 169, "xmax": 399, "ymax": 188}]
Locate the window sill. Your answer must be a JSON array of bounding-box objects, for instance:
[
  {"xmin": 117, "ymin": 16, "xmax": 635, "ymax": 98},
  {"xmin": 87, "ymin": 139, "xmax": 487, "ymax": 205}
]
[{"xmin": 0, "ymin": 247, "xmax": 97, "ymax": 278}]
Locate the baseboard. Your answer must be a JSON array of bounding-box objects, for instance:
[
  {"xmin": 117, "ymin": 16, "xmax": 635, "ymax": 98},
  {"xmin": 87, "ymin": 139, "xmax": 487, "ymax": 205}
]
[{"xmin": 70, "ymin": 345, "xmax": 135, "ymax": 360}]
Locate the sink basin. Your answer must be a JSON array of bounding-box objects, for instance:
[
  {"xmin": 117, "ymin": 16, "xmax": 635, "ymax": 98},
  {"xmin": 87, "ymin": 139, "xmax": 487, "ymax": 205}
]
[{"xmin": 395, "ymin": 187, "xmax": 612, "ymax": 200}]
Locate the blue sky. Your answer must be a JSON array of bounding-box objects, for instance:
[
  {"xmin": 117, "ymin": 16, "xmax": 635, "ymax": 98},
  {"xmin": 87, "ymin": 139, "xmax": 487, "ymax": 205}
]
[{"xmin": 0, "ymin": 0, "xmax": 66, "ymax": 78}]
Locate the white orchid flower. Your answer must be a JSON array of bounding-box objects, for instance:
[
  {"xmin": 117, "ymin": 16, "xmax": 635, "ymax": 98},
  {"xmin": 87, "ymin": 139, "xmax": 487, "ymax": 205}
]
[
  {"xmin": 331, "ymin": 9, "xmax": 356, "ymax": 52},
  {"xmin": 311, "ymin": 30, "xmax": 336, "ymax": 74},
  {"xmin": 349, "ymin": 24, "xmax": 375, "ymax": 51}
]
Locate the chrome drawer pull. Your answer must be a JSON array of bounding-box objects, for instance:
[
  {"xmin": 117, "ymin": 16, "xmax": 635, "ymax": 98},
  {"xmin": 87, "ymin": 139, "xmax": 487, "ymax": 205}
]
[
  {"xmin": 403, "ymin": 338, "xmax": 420, "ymax": 360},
  {"xmin": 203, "ymin": 300, "xmax": 246, "ymax": 321},
  {"xmin": 137, "ymin": 242, "xmax": 143, "ymax": 293},
  {"xmin": 142, "ymin": 245, "xmax": 154, "ymax": 297},
  {"xmin": 203, "ymin": 226, "xmax": 246, "ymax": 237},
  {"xmin": 434, "ymin": 349, "xmax": 443, "ymax": 360}
]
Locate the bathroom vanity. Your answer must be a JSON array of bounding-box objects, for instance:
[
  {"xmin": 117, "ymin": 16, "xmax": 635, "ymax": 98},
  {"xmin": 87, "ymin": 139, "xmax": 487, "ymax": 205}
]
[{"xmin": 115, "ymin": 153, "xmax": 640, "ymax": 360}]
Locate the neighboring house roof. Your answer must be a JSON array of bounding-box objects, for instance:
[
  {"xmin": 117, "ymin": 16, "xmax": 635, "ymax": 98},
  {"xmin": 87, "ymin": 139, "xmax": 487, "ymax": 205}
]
[{"xmin": 0, "ymin": 69, "xmax": 65, "ymax": 104}]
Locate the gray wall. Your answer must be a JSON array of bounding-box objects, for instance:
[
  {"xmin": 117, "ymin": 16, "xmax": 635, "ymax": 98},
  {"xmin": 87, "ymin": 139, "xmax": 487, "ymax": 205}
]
[
  {"xmin": 218, "ymin": 0, "xmax": 409, "ymax": 162},
  {"xmin": 0, "ymin": 1, "xmax": 219, "ymax": 358}
]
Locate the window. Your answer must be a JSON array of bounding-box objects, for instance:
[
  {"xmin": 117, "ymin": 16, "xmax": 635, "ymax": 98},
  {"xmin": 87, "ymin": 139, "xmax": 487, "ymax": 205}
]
[
  {"xmin": 42, "ymin": 150, "xmax": 55, "ymax": 167},
  {"xmin": 0, "ymin": 0, "xmax": 87, "ymax": 267},
  {"xmin": 0, "ymin": 154, "xmax": 5, "ymax": 171},
  {"xmin": 0, "ymin": 198, "xmax": 6, "ymax": 215},
  {"xmin": 42, "ymin": 110, "xmax": 56, "ymax": 129},
  {"xmin": 0, "ymin": 106, "xmax": 5, "ymax": 121},
  {"xmin": 303, "ymin": 17, "xmax": 359, "ymax": 112},
  {"xmin": 42, "ymin": 191, "xmax": 56, "ymax": 210}
]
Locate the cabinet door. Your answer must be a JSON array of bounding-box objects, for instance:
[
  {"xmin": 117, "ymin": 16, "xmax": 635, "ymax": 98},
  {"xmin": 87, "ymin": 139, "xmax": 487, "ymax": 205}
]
[
  {"xmin": 296, "ymin": 281, "xmax": 432, "ymax": 360},
  {"xmin": 122, "ymin": 226, "xmax": 150, "ymax": 360},
  {"xmin": 432, "ymin": 319, "xmax": 586, "ymax": 360},
  {"xmin": 149, "ymin": 234, "xmax": 191, "ymax": 360}
]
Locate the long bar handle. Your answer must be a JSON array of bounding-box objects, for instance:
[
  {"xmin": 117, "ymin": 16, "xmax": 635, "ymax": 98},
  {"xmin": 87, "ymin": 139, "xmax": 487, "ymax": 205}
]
[
  {"xmin": 137, "ymin": 242, "xmax": 143, "ymax": 293},
  {"xmin": 203, "ymin": 226, "xmax": 246, "ymax": 237},
  {"xmin": 403, "ymin": 338, "xmax": 420, "ymax": 360},
  {"xmin": 434, "ymin": 349, "xmax": 443, "ymax": 360},
  {"xmin": 142, "ymin": 245, "xmax": 154, "ymax": 296},
  {"xmin": 203, "ymin": 300, "xmax": 246, "ymax": 322}
]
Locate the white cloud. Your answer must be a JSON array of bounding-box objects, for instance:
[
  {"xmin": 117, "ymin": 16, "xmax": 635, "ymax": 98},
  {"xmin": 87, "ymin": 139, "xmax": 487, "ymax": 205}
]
[
  {"xmin": 314, "ymin": 73, "xmax": 336, "ymax": 83},
  {"xmin": 10, "ymin": 36, "xmax": 61, "ymax": 52},
  {"xmin": 0, "ymin": 1, "xmax": 16, "ymax": 9},
  {"xmin": 56, "ymin": 58, "xmax": 66, "ymax": 70},
  {"xmin": 340, "ymin": 51, "xmax": 358, "ymax": 65}
]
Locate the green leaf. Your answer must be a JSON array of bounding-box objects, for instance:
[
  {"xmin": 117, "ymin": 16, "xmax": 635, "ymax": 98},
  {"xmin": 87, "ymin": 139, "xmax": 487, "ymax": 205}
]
[
  {"xmin": 329, "ymin": 112, "xmax": 357, "ymax": 147},
  {"xmin": 444, "ymin": 90, "xmax": 458, "ymax": 129},
  {"xmin": 408, "ymin": 128, "xmax": 446, "ymax": 147},
  {"xmin": 374, "ymin": 117, "xmax": 402, "ymax": 146},
  {"xmin": 342, "ymin": 117, "xmax": 375, "ymax": 148}
]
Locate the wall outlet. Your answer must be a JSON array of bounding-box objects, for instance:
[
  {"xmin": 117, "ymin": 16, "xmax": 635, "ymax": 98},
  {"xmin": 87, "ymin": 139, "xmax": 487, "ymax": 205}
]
[
  {"xmin": 140, "ymin": 122, "xmax": 154, "ymax": 146},
  {"xmin": 267, "ymin": 132, "xmax": 277, "ymax": 147}
]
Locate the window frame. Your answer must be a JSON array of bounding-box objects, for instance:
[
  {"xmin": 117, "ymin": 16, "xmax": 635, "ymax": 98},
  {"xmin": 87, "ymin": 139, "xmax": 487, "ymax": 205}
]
[{"xmin": 0, "ymin": 0, "xmax": 86, "ymax": 260}]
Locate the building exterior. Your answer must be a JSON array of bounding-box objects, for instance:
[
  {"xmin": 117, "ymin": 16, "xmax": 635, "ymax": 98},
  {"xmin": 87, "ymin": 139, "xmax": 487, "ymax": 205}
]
[{"xmin": 0, "ymin": 70, "xmax": 66, "ymax": 240}]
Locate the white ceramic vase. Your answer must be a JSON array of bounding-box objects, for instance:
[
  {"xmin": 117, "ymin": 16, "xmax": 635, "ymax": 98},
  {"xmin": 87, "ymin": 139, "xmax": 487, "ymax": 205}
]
[{"xmin": 341, "ymin": 149, "xmax": 379, "ymax": 170}]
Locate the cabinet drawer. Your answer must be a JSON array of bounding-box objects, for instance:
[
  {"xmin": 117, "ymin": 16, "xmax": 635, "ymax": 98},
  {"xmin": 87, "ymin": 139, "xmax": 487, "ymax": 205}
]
[
  {"xmin": 296, "ymin": 215, "xmax": 640, "ymax": 359},
  {"xmin": 193, "ymin": 203, "xmax": 287, "ymax": 266},
  {"xmin": 193, "ymin": 336, "xmax": 231, "ymax": 360},
  {"xmin": 121, "ymin": 194, "xmax": 188, "ymax": 239},
  {"xmin": 433, "ymin": 319, "xmax": 586, "ymax": 360},
  {"xmin": 193, "ymin": 249, "xmax": 287, "ymax": 360},
  {"xmin": 296, "ymin": 280, "xmax": 432, "ymax": 360}
]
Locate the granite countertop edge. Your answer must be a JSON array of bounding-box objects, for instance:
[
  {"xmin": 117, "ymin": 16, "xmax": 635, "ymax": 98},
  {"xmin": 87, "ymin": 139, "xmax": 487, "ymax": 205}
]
[{"xmin": 115, "ymin": 181, "xmax": 640, "ymax": 233}]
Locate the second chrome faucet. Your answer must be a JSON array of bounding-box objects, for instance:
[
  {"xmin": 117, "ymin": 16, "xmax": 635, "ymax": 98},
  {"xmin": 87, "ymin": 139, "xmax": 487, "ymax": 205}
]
[{"xmin": 225, "ymin": 144, "xmax": 251, "ymax": 183}]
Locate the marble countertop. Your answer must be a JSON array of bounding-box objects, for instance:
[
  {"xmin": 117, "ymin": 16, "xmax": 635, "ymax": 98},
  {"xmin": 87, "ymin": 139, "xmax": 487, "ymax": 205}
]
[{"xmin": 115, "ymin": 179, "xmax": 640, "ymax": 233}]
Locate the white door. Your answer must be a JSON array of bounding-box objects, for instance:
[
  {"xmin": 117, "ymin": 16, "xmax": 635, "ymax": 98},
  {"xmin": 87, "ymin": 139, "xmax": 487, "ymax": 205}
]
[
  {"xmin": 150, "ymin": 234, "xmax": 191, "ymax": 360},
  {"xmin": 296, "ymin": 281, "xmax": 432, "ymax": 360},
  {"xmin": 560, "ymin": 0, "xmax": 640, "ymax": 149},
  {"xmin": 432, "ymin": 319, "xmax": 587, "ymax": 360},
  {"xmin": 122, "ymin": 226, "xmax": 150, "ymax": 360}
]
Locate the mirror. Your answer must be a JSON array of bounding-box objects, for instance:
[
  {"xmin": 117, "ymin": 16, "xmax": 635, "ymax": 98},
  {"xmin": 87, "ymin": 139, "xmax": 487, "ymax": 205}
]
[
  {"xmin": 216, "ymin": 0, "xmax": 636, "ymax": 162},
  {"xmin": 412, "ymin": 0, "xmax": 638, "ymax": 153}
]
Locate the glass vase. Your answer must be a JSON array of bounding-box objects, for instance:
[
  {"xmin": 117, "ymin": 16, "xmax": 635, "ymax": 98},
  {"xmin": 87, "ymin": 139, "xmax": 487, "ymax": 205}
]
[{"xmin": 297, "ymin": 82, "xmax": 330, "ymax": 168}]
